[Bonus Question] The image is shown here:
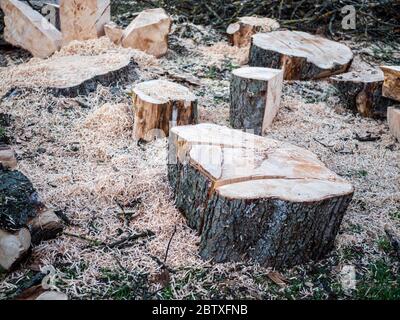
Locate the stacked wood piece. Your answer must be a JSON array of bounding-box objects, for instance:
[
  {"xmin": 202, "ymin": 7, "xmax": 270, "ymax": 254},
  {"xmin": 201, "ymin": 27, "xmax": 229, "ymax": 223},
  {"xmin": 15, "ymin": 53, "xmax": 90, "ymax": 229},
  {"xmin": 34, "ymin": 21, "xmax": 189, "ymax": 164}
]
[
  {"xmin": 227, "ymin": 16, "xmax": 280, "ymax": 47},
  {"xmin": 230, "ymin": 67, "xmax": 283, "ymax": 135},
  {"xmin": 330, "ymin": 69, "xmax": 393, "ymax": 118},
  {"xmin": 249, "ymin": 31, "xmax": 353, "ymax": 80},
  {"xmin": 381, "ymin": 66, "xmax": 400, "ymax": 102},
  {"xmin": 60, "ymin": 0, "xmax": 110, "ymax": 45},
  {"xmin": 168, "ymin": 124, "xmax": 354, "ymax": 268},
  {"xmin": 132, "ymin": 80, "xmax": 198, "ymax": 141}
]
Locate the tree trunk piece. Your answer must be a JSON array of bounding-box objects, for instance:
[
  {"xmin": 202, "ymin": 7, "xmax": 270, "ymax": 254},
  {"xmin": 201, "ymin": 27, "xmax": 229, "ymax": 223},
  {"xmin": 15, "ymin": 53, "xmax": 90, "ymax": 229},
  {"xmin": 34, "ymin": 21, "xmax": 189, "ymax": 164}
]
[
  {"xmin": 381, "ymin": 66, "xmax": 400, "ymax": 102},
  {"xmin": 249, "ymin": 31, "xmax": 353, "ymax": 80},
  {"xmin": 230, "ymin": 67, "xmax": 283, "ymax": 135},
  {"xmin": 168, "ymin": 124, "xmax": 354, "ymax": 268}
]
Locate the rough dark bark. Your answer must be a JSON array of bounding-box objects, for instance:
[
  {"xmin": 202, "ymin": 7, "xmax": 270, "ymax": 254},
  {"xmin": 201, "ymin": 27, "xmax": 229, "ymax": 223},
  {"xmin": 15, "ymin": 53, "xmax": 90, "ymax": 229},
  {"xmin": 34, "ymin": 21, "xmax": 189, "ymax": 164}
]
[
  {"xmin": 330, "ymin": 71, "xmax": 394, "ymax": 118},
  {"xmin": 168, "ymin": 124, "xmax": 354, "ymax": 268},
  {"xmin": 230, "ymin": 67, "xmax": 283, "ymax": 135},
  {"xmin": 249, "ymin": 31, "xmax": 353, "ymax": 80}
]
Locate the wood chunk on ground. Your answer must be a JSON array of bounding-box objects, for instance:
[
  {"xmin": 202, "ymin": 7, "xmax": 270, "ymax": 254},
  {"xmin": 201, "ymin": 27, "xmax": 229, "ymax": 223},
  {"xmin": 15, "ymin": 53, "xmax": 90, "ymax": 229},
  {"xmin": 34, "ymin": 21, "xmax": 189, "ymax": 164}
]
[
  {"xmin": 60, "ymin": 0, "xmax": 110, "ymax": 45},
  {"xmin": 104, "ymin": 22, "xmax": 124, "ymax": 45},
  {"xmin": 132, "ymin": 80, "xmax": 198, "ymax": 141},
  {"xmin": 230, "ymin": 67, "xmax": 283, "ymax": 135},
  {"xmin": 121, "ymin": 8, "xmax": 172, "ymax": 58},
  {"xmin": 0, "ymin": 0, "xmax": 62, "ymax": 58},
  {"xmin": 227, "ymin": 16, "xmax": 280, "ymax": 47},
  {"xmin": 168, "ymin": 123, "xmax": 354, "ymax": 268},
  {"xmin": 0, "ymin": 228, "xmax": 31, "ymax": 272},
  {"xmin": 249, "ymin": 31, "xmax": 353, "ymax": 80},
  {"xmin": 331, "ymin": 69, "xmax": 393, "ymax": 118},
  {"xmin": 0, "ymin": 144, "xmax": 17, "ymax": 170},
  {"xmin": 388, "ymin": 107, "xmax": 400, "ymax": 141},
  {"xmin": 28, "ymin": 209, "xmax": 64, "ymax": 245},
  {"xmin": 1, "ymin": 52, "xmax": 137, "ymax": 96},
  {"xmin": 381, "ymin": 66, "xmax": 400, "ymax": 102}
]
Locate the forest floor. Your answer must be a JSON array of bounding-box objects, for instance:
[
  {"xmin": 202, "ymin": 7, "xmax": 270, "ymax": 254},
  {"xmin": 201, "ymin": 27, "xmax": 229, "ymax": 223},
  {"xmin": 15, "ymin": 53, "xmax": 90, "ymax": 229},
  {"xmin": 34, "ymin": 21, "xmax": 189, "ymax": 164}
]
[{"xmin": 0, "ymin": 17, "xmax": 400, "ymax": 300}]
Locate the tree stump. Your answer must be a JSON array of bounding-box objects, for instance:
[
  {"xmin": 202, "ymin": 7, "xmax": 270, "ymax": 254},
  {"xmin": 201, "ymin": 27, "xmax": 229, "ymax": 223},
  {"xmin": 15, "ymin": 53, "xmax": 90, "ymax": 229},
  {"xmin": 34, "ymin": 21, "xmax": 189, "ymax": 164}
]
[
  {"xmin": 330, "ymin": 69, "xmax": 393, "ymax": 118},
  {"xmin": 381, "ymin": 66, "xmax": 400, "ymax": 102},
  {"xmin": 227, "ymin": 16, "xmax": 280, "ymax": 48},
  {"xmin": 249, "ymin": 31, "xmax": 353, "ymax": 80},
  {"xmin": 168, "ymin": 123, "xmax": 354, "ymax": 268},
  {"xmin": 122, "ymin": 8, "xmax": 172, "ymax": 58},
  {"xmin": 132, "ymin": 80, "xmax": 198, "ymax": 141},
  {"xmin": 60, "ymin": 0, "xmax": 110, "ymax": 45},
  {"xmin": 388, "ymin": 107, "xmax": 400, "ymax": 141},
  {"xmin": 230, "ymin": 67, "xmax": 283, "ymax": 136}
]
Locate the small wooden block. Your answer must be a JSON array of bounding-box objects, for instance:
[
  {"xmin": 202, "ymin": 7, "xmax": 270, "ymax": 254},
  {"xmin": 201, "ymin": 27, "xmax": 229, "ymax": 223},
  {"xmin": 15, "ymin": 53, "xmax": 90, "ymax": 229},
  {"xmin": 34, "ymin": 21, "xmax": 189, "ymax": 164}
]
[
  {"xmin": 132, "ymin": 80, "xmax": 198, "ymax": 141},
  {"xmin": 122, "ymin": 8, "xmax": 172, "ymax": 58},
  {"xmin": 104, "ymin": 22, "xmax": 123, "ymax": 45},
  {"xmin": 230, "ymin": 67, "xmax": 283, "ymax": 135},
  {"xmin": 227, "ymin": 16, "xmax": 279, "ymax": 48},
  {"xmin": 381, "ymin": 66, "xmax": 400, "ymax": 102},
  {"xmin": 249, "ymin": 31, "xmax": 353, "ymax": 80},
  {"xmin": 168, "ymin": 123, "xmax": 354, "ymax": 268},
  {"xmin": 388, "ymin": 107, "xmax": 400, "ymax": 141},
  {"xmin": 0, "ymin": 144, "xmax": 17, "ymax": 170}
]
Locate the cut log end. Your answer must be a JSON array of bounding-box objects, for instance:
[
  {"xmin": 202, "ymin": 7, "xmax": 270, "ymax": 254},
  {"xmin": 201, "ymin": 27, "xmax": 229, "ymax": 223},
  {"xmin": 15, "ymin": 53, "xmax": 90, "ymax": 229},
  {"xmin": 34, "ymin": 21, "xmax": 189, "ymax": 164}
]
[
  {"xmin": 381, "ymin": 66, "xmax": 400, "ymax": 102},
  {"xmin": 104, "ymin": 22, "xmax": 124, "ymax": 45},
  {"xmin": 132, "ymin": 80, "xmax": 198, "ymax": 141},
  {"xmin": 230, "ymin": 67, "xmax": 283, "ymax": 135},
  {"xmin": 227, "ymin": 16, "xmax": 280, "ymax": 47},
  {"xmin": 330, "ymin": 69, "xmax": 393, "ymax": 118},
  {"xmin": 388, "ymin": 107, "xmax": 400, "ymax": 141},
  {"xmin": 249, "ymin": 31, "xmax": 353, "ymax": 80},
  {"xmin": 168, "ymin": 123, "xmax": 354, "ymax": 268}
]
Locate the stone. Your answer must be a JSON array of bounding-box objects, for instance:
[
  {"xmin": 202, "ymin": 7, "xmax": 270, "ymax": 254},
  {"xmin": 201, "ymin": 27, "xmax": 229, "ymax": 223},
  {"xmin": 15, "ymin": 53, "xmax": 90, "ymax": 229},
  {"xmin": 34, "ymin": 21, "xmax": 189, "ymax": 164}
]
[
  {"xmin": 230, "ymin": 67, "xmax": 284, "ymax": 135},
  {"xmin": 28, "ymin": 209, "xmax": 64, "ymax": 244},
  {"xmin": 168, "ymin": 123, "xmax": 354, "ymax": 268},
  {"xmin": 0, "ymin": 144, "xmax": 17, "ymax": 170},
  {"xmin": 388, "ymin": 107, "xmax": 400, "ymax": 141},
  {"xmin": 104, "ymin": 22, "xmax": 123, "ymax": 45},
  {"xmin": 227, "ymin": 16, "xmax": 280, "ymax": 47},
  {"xmin": 249, "ymin": 30, "xmax": 353, "ymax": 80},
  {"xmin": 0, "ymin": 228, "xmax": 31, "ymax": 272},
  {"xmin": 132, "ymin": 79, "xmax": 198, "ymax": 141},
  {"xmin": 60, "ymin": 0, "xmax": 110, "ymax": 45},
  {"xmin": 0, "ymin": 0, "xmax": 62, "ymax": 58},
  {"xmin": 121, "ymin": 8, "xmax": 172, "ymax": 58}
]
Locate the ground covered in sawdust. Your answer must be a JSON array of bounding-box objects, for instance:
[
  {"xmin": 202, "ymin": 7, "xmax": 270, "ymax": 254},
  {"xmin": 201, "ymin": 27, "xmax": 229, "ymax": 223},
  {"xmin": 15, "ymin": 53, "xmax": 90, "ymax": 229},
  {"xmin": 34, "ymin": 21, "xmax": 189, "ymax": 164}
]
[{"xmin": 0, "ymin": 21, "xmax": 399, "ymax": 300}]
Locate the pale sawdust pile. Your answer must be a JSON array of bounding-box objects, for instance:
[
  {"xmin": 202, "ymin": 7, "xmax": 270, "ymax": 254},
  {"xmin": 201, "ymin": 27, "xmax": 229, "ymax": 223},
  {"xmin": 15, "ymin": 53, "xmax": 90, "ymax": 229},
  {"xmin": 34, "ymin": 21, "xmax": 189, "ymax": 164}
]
[
  {"xmin": 135, "ymin": 79, "xmax": 197, "ymax": 102},
  {"xmin": 198, "ymin": 42, "xmax": 250, "ymax": 66},
  {"xmin": 0, "ymin": 34, "xmax": 399, "ymax": 299}
]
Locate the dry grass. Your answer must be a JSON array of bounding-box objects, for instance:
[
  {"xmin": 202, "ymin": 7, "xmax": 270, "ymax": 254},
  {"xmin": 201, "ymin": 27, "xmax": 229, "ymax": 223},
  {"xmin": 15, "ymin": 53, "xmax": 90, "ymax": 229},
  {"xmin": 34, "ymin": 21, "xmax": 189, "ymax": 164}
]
[{"xmin": 1, "ymin": 33, "xmax": 399, "ymax": 300}]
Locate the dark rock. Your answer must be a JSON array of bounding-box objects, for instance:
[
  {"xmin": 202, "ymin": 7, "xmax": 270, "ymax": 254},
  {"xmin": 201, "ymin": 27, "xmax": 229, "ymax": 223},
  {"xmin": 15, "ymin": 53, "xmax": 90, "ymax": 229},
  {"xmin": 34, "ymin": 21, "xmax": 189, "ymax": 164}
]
[{"xmin": 0, "ymin": 168, "xmax": 39, "ymax": 231}]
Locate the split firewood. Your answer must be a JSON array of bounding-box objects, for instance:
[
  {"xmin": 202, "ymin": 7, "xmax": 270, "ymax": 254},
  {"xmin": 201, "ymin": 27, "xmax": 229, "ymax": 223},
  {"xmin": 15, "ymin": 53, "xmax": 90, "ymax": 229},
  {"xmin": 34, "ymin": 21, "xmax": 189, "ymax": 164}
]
[
  {"xmin": 28, "ymin": 209, "xmax": 64, "ymax": 245},
  {"xmin": 330, "ymin": 69, "xmax": 393, "ymax": 118},
  {"xmin": 381, "ymin": 66, "xmax": 400, "ymax": 102},
  {"xmin": 249, "ymin": 31, "xmax": 353, "ymax": 80},
  {"xmin": 168, "ymin": 123, "xmax": 354, "ymax": 268},
  {"xmin": 388, "ymin": 107, "xmax": 400, "ymax": 141},
  {"xmin": 132, "ymin": 80, "xmax": 198, "ymax": 141},
  {"xmin": 0, "ymin": 0, "xmax": 62, "ymax": 58},
  {"xmin": 60, "ymin": 0, "xmax": 111, "ymax": 45},
  {"xmin": 230, "ymin": 67, "xmax": 283, "ymax": 135},
  {"xmin": 2, "ymin": 52, "xmax": 137, "ymax": 97},
  {"xmin": 121, "ymin": 8, "xmax": 172, "ymax": 58},
  {"xmin": 227, "ymin": 16, "xmax": 280, "ymax": 47},
  {"xmin": 0, "ymin": 228, "xmax": 31, "ymax": 272},
  {"xmin": 104, "ymin": 22, "xmax": 124, "ymax": 45}
]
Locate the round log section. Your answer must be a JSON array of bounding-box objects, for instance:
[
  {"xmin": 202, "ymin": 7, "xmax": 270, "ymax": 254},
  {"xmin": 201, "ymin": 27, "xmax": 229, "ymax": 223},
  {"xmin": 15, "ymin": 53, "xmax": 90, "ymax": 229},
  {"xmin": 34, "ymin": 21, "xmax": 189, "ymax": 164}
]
[
  {"xmin": 168, "ymin": 123, "xmax": 354, "ymax": 268},
  {"xmin": 230, "ymin": 67, "xmax": 283, "ymax": 136},
  {"xmin": 388, "ymin": 107, "xmax": 400, "ymax": 141},
  {"xmin": 132, "ymin": 80, "xmax": 198, "ymax": 141},
  {"xmin": 249, "ymin": 31, "xmax": 353, "ymax": 80},
  {"xmin": 330, "ymin": 69, "xmax": 394, "ymax": 118},
  {"xmin": 381, "ymin": 65, "xmax": 400, "ymax": 102},
  {"xmin": 227, "ymin": 16, "xmax": 280, "ymax": 48}
]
